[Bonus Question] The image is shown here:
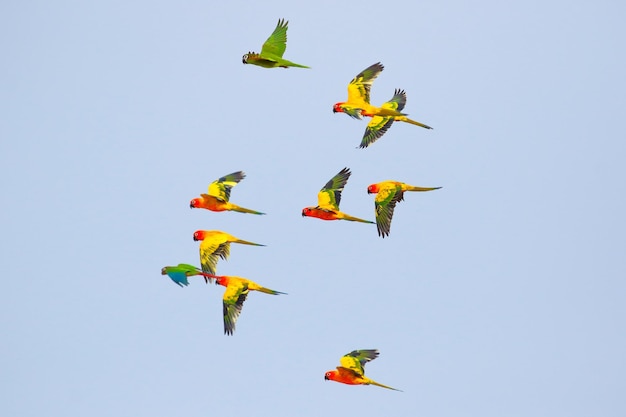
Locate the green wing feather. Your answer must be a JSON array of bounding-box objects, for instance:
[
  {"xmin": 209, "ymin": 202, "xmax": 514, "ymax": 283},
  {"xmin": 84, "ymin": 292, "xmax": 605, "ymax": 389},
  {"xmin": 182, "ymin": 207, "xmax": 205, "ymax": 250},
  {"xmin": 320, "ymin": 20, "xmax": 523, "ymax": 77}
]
[
  {"xmin": 347, "ymin": 62, "xmax": 384, "ymax": 105},
  {"xmin": 360, "ymin": 89, "xmax": 407, "ymax": 148},
  {"xmin": 222, "ymin": 283, "xmax": 248, "ymax": 335},
  {"xmin": 375, "ymin": 184, "xmax": 403, "ymax": 238},
  {"xmin": 207, "ymin": 171, "xmax": 246, "ymax": 201},
  {"xmin": 339, "ymin": 349, "xmax": 380, "ymax": 376},
  {"xmin": 260, "ymin": 18, "xmax": 288, "ymax": 59},
  {"xmin": 317, "ymin": 167, "xmax": 351, "ymax": 210}
]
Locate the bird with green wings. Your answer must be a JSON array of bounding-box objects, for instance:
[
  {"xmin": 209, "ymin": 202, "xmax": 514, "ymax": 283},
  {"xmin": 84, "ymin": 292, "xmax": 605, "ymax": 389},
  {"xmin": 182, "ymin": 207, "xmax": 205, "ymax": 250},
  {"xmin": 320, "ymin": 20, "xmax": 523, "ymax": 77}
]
[
  {"xmin": 333, "ymin": 62, "xmax": 432, "ymax": 148},
  {"xmin": 301, "ymin": 167, "xmax": 374, "ymax": 224},
  {"xmin": 324, "ymin": 349, "xmax": 402, "ymax": 391},
  {"xmin": 242, "ymin": 18, "xmax": 309, "ymax": 69}
]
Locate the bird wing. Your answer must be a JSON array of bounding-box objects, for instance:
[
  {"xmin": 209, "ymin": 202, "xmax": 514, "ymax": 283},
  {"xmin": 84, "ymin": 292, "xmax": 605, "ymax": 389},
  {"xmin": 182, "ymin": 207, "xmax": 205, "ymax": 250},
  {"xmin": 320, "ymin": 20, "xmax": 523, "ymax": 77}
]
[
  {"xmin": 165, "ymin": 270, "xmax": 190, "ymax": 287},
  {"xmin": 317, "ymin": 167, "xmax": 351, "ymax": 211},
  {"xmin": 339, "ymin": 349, "xmax": 380, "ymax": 376},
  {"xmin": 200, "ymin": 239, "xmax": 230, "ymax": 277},
  {"xmin": 346, "ymin": 62, "xmax": 384, "ymax": 105},
  {"xmin": 207, "ymin": 171, "xmax": 246, "ymax": 201},
  {"xmin": 374, "ymin": 183, "xmax": 403, "ymax": 237},
  {"xmin": 222, "ymin": 281, "xmax": 249, "ymax": 335},
  {"xmin": 360, "ymin": 89, "xmax": 407, "ymax": 148},
  {"xmin": 260, "ymin": 18, "xmax": 288, "ymax": 59}
]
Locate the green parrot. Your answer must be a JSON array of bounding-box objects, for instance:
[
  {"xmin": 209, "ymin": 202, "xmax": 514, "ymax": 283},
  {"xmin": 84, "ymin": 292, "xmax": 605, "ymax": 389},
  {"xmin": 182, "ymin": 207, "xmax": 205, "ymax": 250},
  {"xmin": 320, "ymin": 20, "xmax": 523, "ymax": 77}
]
[
  {"xmin": 242, "ymin": 18, "xmax": 310, "ymax": 69},
  {"xmin": 161, "ymin": 263, "xmax": 213, "ymax": 287}
]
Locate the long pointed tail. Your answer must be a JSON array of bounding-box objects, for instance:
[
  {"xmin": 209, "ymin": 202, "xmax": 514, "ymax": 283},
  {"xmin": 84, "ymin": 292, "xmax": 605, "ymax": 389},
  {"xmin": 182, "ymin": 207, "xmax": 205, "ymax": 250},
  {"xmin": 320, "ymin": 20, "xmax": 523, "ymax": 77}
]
[
  {"xmin": 256, "ymin": 286, "xmax": 287, "ymax": 295},
  {"xmin": 234, "ymin": 239, "xmax": 266, "ymax": 247},
  {"xmin": 342, "ymin": 213, "xmax": 376, "ymax": 224},
  {"xmin": 397, "ymin": 116, "xmax": 433, "ymax": 130},
  {"xmin": 231, "ymin": 204, "xmax": 266, "ymax": 215},
  {"xmin": 405, "ymin": 185, "xmax": 442, "ymax": 192},
  {"xmin": 368, "ymin": 379, "xmax": 403, "ymax": 392}
]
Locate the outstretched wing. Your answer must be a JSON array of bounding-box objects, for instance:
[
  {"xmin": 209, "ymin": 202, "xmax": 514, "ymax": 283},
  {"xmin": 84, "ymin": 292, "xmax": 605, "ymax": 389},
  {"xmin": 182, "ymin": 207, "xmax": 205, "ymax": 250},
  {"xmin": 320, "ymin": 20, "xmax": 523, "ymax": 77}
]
[
  {"xmin": 260, "ymin": 18, "xmax": 288, "ymax": 59},
  {"xmin": 199, "ymin": 240, "xmax": 230, "ymax": 279},
  {"xmin": 374, "ymin": 183, "xmax": 403, "ymax": 238},
  {"xmin": 339, "ymin": 349, "xmax": 380, "ymax": 376},
  {"xmin": 317, "ymin": 167, "xmax": 351, "ymax": 211},
  {"xmin": 207, "ymin": 171, "xmax": 246, "ymax": 202},
  {"xmin": 347, "ymin": 62, "xmax": 384, "ymax": 105},
  {"xmin": 222, "ymin": 282, "xmax": 249, "ymax": 335},
  {"xmin": 360, "ymin": 89, "xmax": 407, "ymax": 148}
]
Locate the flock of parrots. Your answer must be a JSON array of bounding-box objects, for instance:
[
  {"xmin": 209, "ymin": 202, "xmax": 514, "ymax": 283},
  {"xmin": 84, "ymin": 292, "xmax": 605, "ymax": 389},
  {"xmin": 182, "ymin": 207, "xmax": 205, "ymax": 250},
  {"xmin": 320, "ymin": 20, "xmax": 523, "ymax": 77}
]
[{"xmin": 160, "ymin": 18, "xmax": 441, "ymax": 392}]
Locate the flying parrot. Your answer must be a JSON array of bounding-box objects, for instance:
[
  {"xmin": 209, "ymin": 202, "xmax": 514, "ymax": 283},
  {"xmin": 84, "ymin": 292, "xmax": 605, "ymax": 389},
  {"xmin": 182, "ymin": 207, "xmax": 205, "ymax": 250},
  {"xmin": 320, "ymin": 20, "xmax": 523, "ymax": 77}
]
[
  {"xmin": 332, "ymin": 62, "xmax": 432, "ymax": 148},
  {"xmin": 302, "ymin": 167, "xmax": 375, "ymax": 224},
  {"xmin": 324, "ymin": 349, "xmax": 402, "ymax": 391},
  {"xmin": 193, "ymin": 230, "xmax": 265, "ymax": 283},
  {"xmin": 367, "ymin": 181, "xmax": 441, "ymax": 238},
  {"xmin": 242, "ymin": 18, "xmax": 310, "ymax": 69},
  {"xmin": 202, "ymin": 273, "xmax": 286, "ymax": 335},
  {"xmin": 190, "ymin": 171, "xmax": 265, "ymax": 215},
  {"xmin": 160, "ymin": 263, "xmax": 214, "ymax": 287}
]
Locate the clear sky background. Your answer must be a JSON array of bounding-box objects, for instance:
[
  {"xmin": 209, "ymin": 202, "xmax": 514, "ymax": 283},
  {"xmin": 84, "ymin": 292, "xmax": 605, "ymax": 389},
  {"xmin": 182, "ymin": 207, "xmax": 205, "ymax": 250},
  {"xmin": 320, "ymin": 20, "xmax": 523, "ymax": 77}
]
[{"xmin": 2, "ymin": 0, "xmax": 625, "ymax": 416}]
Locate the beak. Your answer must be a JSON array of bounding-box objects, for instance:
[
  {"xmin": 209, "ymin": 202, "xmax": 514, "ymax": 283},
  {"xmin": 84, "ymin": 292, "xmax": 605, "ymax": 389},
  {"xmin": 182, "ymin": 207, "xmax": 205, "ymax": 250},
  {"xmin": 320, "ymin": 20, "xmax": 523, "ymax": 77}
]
[
  {"xmin": 193, "ymin": 236, "xmax": 199, "ymax": 241},
  {"xmin": 367, "ymin": 190, "xmax": 372, "ymax": 194},
  {"xmin": 189, "ymin": 203, "xmax": 193, "ymax": 208},
  {"xmin": 332, "ymin": 107, "xmax": 337, "ymax": 113},
  {"xmin": 324, "ymin": 375, "xmax": 329, "ymax": 380}
]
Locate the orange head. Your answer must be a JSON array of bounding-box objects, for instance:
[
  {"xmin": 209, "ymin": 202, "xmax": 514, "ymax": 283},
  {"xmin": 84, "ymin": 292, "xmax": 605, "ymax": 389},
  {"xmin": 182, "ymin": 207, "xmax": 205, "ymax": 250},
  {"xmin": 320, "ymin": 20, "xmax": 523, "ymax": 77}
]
[
  {"xmin": 302, "ymin": 207, "xmax": 314, "ymax": 217},
  {"xmin": 193, "ymin": 230, "xmax": 206, "ymax": 241},
  {"xmin": 189, "ymin": 198, "xmax": 201, "ymax": 208},
  {"xmin": 324, "ymin": 370, "xmax": 338, "ymax": 381},
  {"xmin": 332, "ymin": 103, "xmax": 345, "ymax": 113},
  {"xmin": 367, "ymin": 183, "xmax": 380, "ymax": 194}
]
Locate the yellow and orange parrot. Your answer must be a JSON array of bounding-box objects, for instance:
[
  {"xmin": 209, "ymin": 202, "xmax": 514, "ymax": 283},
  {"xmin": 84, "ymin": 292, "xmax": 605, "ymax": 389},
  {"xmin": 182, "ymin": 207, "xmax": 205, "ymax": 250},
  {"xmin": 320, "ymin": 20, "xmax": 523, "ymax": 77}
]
[
  {"xmin": 333, "ymin": 62, "xmax": 432, "ymax": 148},
  {"xmin": 190, "ymin": 171, "xmax": 265, "ymax": 215},
  {"xmin": 202, "ymin": 273, "xmax": 285, "ymax": 335},
  {"xmin": 193, "ymin": 230, "xmax": 265, "ymax": 282},
  {"xmin": 302, "ymin": 167, "xmax": 374, "ymax": 224},
  {"xmin": 324, "ymin": 349, "xmax": 402, "ymax": 391},
  {"xmin": 367, "ymin": 181, "xmax": 441, "ymax": 238}
]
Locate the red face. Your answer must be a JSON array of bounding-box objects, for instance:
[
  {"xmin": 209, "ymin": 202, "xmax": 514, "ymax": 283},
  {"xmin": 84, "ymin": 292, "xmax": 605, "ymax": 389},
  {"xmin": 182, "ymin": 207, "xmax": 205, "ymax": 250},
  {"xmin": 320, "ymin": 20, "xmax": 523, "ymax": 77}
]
[
  {"xmin": 367, "ymin": 184, "xmax": 379, "ymax": 194},
  {"xmin": 332, "ymin": 103, "xmax": 344, "ymax": 113},
  {"xmin": 193, "ymin": 230, "xmax": 205, "ymax": 241},
  {"xmin": 324, "ymin": 371, "xmax": 335, "ymax": 381},
  {"xmin": 189, "ymin": 198, "xmax": 199, "ymax": 208},
  {"xmin": 302, "ymin": 207, "xmax": 312, "ymax": 217}
]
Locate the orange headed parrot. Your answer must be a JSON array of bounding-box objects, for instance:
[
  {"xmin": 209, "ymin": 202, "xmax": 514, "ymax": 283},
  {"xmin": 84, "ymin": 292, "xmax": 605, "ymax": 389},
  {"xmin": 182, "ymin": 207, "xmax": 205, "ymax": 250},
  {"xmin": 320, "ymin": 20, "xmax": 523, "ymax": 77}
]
[
  {"xmin": 203, "ymin": 274, "xmax": 286, "ymax": 335},
  {"xmin": 193, "ymin": 230, "xmax": 265, "ymax": 283},
  {"xmin": 160, "ymin": 263, "xmax": 214, "ymax": 287},
  {"xmin": 333, "ymin": 63, "xmax": 432, "ymax": 148},
  {"xmin": 242, "ymin": 18, "xmax": 310, "ymax": 69},
  {"xmin": 190, "ymin": 171, "xmax": 265, "ymax": 215},
  {"xmin": 324, "ymin": 349, "xmax": 402, "ymax": 391},
  {"xmin": 367, "ymin": 181, "xmax": 441, "ymax": 238},
  {"xmin": 302, "ymin": 167, "xmax": 375, "ymax": 224}
]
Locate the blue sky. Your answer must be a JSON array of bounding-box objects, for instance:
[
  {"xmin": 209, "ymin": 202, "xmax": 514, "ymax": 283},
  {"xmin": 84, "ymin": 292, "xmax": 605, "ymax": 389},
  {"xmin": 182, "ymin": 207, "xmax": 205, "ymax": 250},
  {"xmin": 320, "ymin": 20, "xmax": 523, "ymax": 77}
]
[{"xmin": 2, "ymin": 0, "xmax": 625, "ymax": 416}]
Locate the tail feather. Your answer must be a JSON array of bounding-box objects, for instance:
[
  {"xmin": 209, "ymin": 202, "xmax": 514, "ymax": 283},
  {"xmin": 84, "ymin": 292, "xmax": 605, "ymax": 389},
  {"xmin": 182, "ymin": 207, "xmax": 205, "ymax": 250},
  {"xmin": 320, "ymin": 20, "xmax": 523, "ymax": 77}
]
[
  {"xmin": 342, "ymin": 214, "xmax": 376, "ymax": 224},
  {"xmin": 257, "ymin": 287, "xmax": 287, "ymax": 295},
  {"xmin": 406, "ymin": 185, "xmax": 442, "ymax": 192},
  {"xmin": 368, "ymin": 379, "xmax": 403, "ymax": 392},
  {"xmin": 397, "ymin": 116, "xmax": 432, "ymax": 130},
  {"xmin": 234, "ymin": 239, "xmax": 266, "ymax": 247},
  {"xmin": 231, "ymin": 204, "xmax": 266, "ymax": 215}
]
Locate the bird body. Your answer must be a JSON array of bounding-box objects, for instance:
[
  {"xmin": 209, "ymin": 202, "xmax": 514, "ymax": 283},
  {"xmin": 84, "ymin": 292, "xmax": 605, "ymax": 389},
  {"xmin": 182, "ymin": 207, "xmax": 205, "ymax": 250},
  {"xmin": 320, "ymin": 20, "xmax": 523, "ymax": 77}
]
[
  {"xmin": 325, "ymin": 349, "xmax": 401, "ymax": 391},
  {"xmin": 242, "ymin": 18, "xmax": 309, "ymax": 69},
  {"xmin": 160, "ymin": 264, "xmax": 213, "ymax": 287},
  {"xmin": 204, "ymin": 274, "xmax": 286, "ymax": 335},
  {"xmin": 302, "ymin": 167, "xmax": 374, "ymax": 224},
  {"xmin": 333, "ymin": 63, "xmax": 432, "ymax": 148},
  {"xmin": 367, "ymin": 181, "xmax": 441, "ymax": 237},
  {"xmin": 190, "ymin": 171, "xmax": 265, "ymax": 215},
  {"xmin": 193, "ymin": 230, "xmax": 265, "ymax": 282}
]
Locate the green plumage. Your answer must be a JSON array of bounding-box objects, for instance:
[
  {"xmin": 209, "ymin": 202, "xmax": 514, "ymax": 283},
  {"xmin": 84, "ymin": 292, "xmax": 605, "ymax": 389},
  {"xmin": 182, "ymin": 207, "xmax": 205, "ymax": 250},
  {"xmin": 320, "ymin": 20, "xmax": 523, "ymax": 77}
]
[{"xmin": 242, "ymin": 19, "xmax": 310, "ymax": 69}]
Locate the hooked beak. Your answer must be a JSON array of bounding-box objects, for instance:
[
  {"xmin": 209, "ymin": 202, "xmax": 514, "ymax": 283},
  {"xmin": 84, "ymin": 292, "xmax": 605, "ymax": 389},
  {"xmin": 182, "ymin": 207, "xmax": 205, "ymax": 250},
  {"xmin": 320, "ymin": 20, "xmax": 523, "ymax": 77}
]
[
  {"xmin": 332, "ymin": 107, "xmax": 337, "ymax": 113},
  {"xmin": 367, "ymin": 189, "xmax": 372, "ymax": 194},
  {"xmin": 324, "ymin": 375, "xmax": 329, "ymax": 380}
]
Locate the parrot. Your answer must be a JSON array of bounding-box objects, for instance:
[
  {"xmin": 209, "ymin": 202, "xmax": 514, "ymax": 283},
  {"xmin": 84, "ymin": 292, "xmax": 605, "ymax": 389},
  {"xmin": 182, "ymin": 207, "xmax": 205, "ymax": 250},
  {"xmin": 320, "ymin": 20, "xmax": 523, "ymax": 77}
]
[
  {"xmin": 324, "ymin": 349, "xmax": 402, "ymax": 391},
  {"xmin": 332, "ymin": 62, "xmax": 432, "ymax": 148},
  {"xmin": 190, "ymin": 171, "xmax": 265, "ymax": 215},
  {"xmin": 367, "ymin": 181, "xmax": 441, "ymax": 238},
  {"xmin": 160, "ymin": 263, "xmax": 214, "ymax": 287},
  {"xmin": 193, "ymin": 230, "xmax": 265, "ymax": 283},
  {"xmin": 302, "ymin": 167, "xmax": 375, "ymax": 224},
  {"xmin": 242, "ymin": 18, "xmax": 310, "ymax": 69},
  {"xmin": 203, "ymin": 273, "xmax": 286, "ymax": 335}
]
